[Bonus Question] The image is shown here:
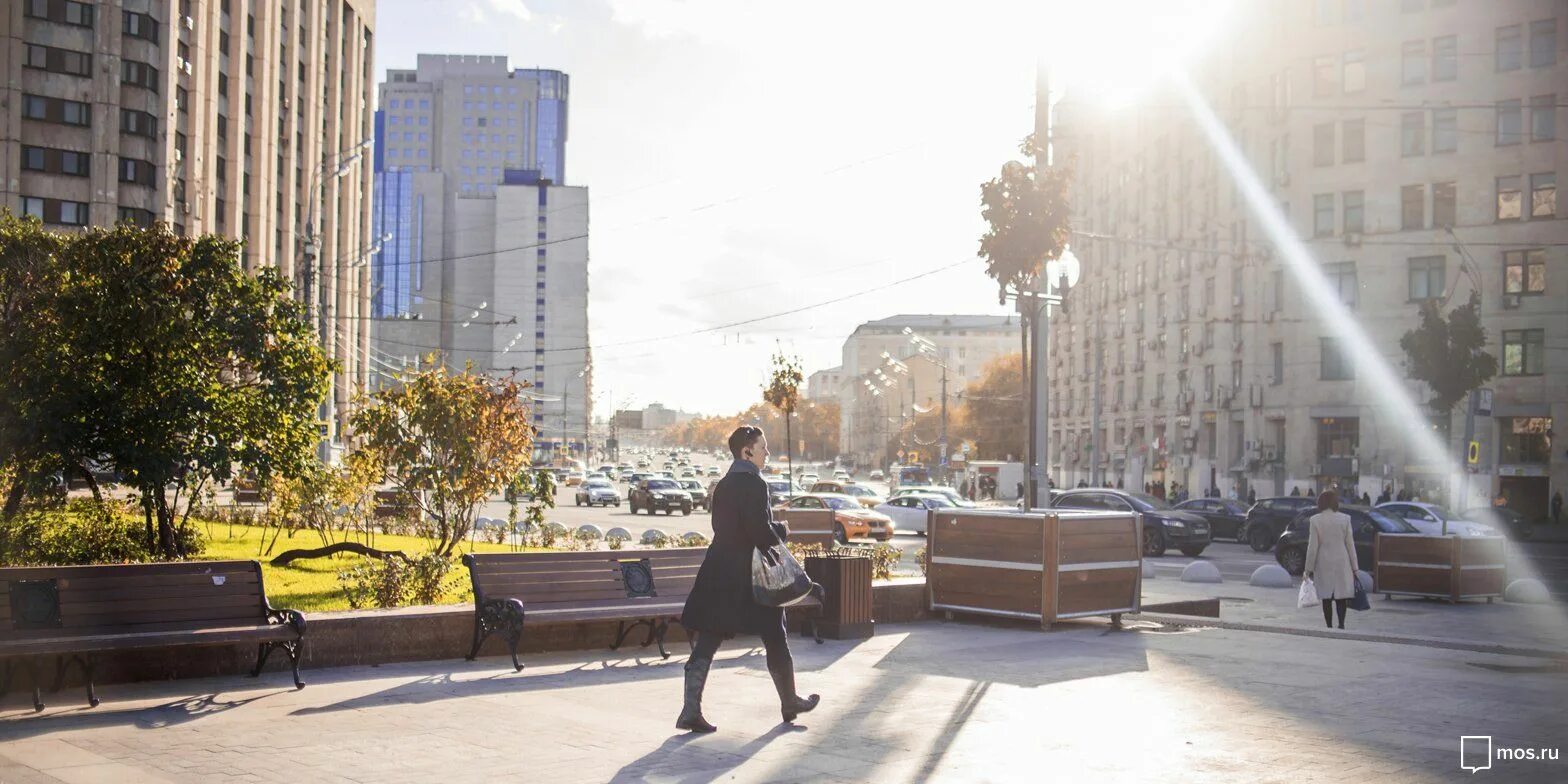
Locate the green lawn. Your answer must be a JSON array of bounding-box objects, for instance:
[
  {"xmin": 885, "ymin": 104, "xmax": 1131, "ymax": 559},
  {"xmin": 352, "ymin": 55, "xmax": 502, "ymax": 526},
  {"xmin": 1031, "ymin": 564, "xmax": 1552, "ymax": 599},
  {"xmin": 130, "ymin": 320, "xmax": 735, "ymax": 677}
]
[{"xmin": 195, "ymin": 522, "xmax": 539, "ymax": 612}]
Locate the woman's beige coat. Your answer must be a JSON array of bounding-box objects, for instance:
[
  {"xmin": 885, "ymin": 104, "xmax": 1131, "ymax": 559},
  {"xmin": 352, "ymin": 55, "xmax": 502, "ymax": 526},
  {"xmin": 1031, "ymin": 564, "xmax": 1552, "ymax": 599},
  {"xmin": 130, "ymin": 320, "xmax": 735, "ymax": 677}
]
[{"xmin": 1305, "ymin": 511, "xmax": 1360, "ymax": 600}]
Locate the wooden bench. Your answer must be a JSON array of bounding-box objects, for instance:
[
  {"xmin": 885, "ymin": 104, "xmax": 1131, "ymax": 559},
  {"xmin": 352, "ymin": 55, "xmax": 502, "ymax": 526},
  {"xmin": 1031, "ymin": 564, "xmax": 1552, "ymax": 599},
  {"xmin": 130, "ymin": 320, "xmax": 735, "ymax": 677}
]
[
  {"xmin": 462, "ymin": 548, "xmax": 821, "ymax": 672},
  {"xmin": 0, "ymin": 560, "xmax": 307, "ymax": 711}
]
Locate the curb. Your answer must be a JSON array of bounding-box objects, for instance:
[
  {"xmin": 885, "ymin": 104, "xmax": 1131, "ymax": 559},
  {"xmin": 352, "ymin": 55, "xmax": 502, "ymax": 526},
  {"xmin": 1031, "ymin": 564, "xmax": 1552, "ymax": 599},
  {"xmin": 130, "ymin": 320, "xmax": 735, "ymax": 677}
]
[{"xmin": 1130, "ymin": 612, "xmax": 1568, "ymax": 662}]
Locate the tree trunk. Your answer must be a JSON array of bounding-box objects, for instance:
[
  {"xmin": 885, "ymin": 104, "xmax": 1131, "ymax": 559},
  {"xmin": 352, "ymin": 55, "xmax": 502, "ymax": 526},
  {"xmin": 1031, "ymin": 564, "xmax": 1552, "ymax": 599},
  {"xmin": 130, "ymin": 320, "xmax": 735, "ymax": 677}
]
[
  {"xmin": 270, "ymin": 541, "xmax": 411, "ymax": 566},
  {"xmin": 3, "ymin": 479, "xmax": 25, "ymax": 518},
  {"xmin": 152, "ymin": 491, "xmax": 178, "ymax": 559},
  {"xmin": 77, "ymin": 463, "xmax": 104, "ymax": 507},
  {"xmin": 142, "ymin": 495, "xmax": 156, "ymax": 553}
]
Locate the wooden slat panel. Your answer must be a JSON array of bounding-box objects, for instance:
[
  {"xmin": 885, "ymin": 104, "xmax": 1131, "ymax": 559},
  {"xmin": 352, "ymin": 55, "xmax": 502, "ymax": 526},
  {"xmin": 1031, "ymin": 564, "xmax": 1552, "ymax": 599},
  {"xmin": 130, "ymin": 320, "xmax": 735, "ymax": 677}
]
[
  {"xmin": 479, "ymin": 570, "xmax": 620, "ymax": 587},
  {"xmin": 1377, "ymin": 536, "xmax": 1454, "ymax": 564},
  {"xmin": 1377, "ymin": 566, "xmax": 1452, "ymax": 595},
  {"xmin": 0, "ymin": 560, "xmax": 260, "ymax": 581},
  {"xmin": 54, "ymin": 582, "xmax": 267, "ymax": 604},
  {"xmin": 934, "ymin": 513, "xmax": 1045, "ymax": 538},
  {"xmin": 1057, "ymin": 516, "xmax": 1138, "ymax": 538},
  {"xmin": 1059, "ymin": 566, "xmax": 1140, "ymax": 586},
  {"xmin": 1, "ymin": 624, "xmax": 294, "ymax": 655},
  {"xmin": 58, "ymin": 604, "xmax": 266, "ymax": 629},
  {"xmin": 1458, "ymin": 570, "xmax": 1505, "ymax": 595},
  {"xmin": 476, "ymin": 560, "xmax": 621, "ymax": 576},
  {"xmin": 1460, "ymin": 538, "xmax": 1506, "ymax": 566},
  {"xmin": 1058, "ymin": 546, "xmax": 1139, "ymax": 566},
  {"xmin": 52, "ymin": 571, "xmax": 261, "ymax": 593},
  {"xmin": 936, "ymin": 539, "xmax": 1044, "ymax": 563},
  {"xmin": 492, "ymin": 585, "xmax": 637, "ymax": 603},
  {"xmin": 930, "ymin": 563, "xmax": 1042, "ymax": 615},
  {"xmin": 62, "ymin": 593, "xmax": 264, "ymax": 615},
  {"xmin": 1059, "ymin": 531, "xmax": 1138, "ymax": 550},
  {"xmin": 1057, "ymin": 580, "xmax": 1138, "ymax": 615}
]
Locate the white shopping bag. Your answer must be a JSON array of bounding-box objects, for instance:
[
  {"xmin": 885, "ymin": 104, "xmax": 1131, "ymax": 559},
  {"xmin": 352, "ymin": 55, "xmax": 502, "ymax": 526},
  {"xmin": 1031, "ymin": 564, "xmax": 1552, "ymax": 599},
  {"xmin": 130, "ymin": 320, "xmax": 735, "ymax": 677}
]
[{"xmin": 1297, "ymin": 577, "xmax": 1319, "ymax": 608}]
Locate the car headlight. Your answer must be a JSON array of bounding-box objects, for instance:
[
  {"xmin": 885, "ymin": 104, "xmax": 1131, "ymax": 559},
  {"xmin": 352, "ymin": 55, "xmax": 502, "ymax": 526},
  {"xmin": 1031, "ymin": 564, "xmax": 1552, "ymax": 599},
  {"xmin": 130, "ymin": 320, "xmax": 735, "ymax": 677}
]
[{"xmin": 1164, "ymin": 520, "xmax": 1186, "ymax": 528}]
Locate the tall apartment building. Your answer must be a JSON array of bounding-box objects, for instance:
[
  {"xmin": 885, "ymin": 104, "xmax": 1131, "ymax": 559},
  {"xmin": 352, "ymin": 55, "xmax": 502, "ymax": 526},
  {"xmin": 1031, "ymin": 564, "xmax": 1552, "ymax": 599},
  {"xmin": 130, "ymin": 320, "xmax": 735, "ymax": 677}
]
[
  {"xmin": 370, "ymin": 55, "xmax": 591, "ymax": 451},
  {"xmin": 836, "ymin": 314, "xmax": 1021, "ymax": 467},
  {"xmin": 1046, "ymin": 0, "xmax": 1565, "ymax": 517},
  {"xmin": 1, "ymin": 0, "xmax": 377, "ymax": 459}
]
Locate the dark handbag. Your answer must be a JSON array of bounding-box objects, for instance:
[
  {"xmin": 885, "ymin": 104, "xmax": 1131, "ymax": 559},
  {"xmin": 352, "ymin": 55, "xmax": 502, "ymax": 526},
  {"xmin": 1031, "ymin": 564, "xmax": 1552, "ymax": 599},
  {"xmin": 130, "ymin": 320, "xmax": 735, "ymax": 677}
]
[
  {"xmin": 1349, "ymin": 575, "xmax": 1371, "ymax": 611},
  {"xmin": 751, "ymin": 545, "xmax": 814, "ymax": 607}
]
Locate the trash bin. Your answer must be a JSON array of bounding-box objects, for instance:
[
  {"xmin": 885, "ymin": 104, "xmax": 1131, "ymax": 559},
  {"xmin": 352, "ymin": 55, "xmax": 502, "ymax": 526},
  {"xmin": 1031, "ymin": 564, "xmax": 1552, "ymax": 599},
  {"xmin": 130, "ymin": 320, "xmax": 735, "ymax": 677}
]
[{"xmin": 805, "ymin": 553, "xmax": 874, "ymax": 639}]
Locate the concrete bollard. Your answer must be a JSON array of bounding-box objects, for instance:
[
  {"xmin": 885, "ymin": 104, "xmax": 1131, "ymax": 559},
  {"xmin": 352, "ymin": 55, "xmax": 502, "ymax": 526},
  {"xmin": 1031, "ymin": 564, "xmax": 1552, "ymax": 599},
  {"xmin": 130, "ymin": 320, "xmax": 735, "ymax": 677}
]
[
  {"xmin": 1180, "ymin": 561, "xmax": 1223, "ymax": 584},
  {"xmin": 1249, "ymin": 564, "xmax": 1294, "ymax": 588},
  {"xmin": 575, "ymin": 524, "xmax": 604, "ymax": 540},
  {"xmin": 1504, "ymin": 579, "xmax": 1551, "ymax": 604},
  {"xmin": 1141, "ymin": 561, "xmax": 1156, "ymax": 580},
  {"xmin": 640, "ymin": 528, "xmax": 668, "ymax": 545}
]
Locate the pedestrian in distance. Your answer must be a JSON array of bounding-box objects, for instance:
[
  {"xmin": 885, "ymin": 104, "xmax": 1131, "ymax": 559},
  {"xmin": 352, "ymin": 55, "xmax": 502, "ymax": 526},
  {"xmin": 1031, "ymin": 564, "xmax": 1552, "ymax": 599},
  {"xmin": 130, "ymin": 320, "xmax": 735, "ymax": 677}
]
[
  {"xmin": 1290, "ymin": 486, "xmax": 1301, "ymax": 497},
  {"xmin": 1554, "ymin": 491, "xmax": 1563, "ymax": 525},
  {"xmin": 959, "ymin": 478, "xmax": 970, "ymax": 500},
  {"xmin": 1359, "ymin": 491, "xmax": 1371, "ymax": 506},
  {"xmin": 1397, "ymin": 487, "xmax": 1411, "ymax": 502},
  {"xmin": 1247, "ymin": 487, "xmax": 1257, "ymax": 505},
  {"xmin": 1016, "ymin": 480, "xmax": 1024, "ymax": 500},
  {"xmin": 676, "ymin": 426, "xmax": 819, "ymax": 733},
  {"xmin": 1376, "ymin": 485, "xmax": 1391, "ymax": 505},
  {"xmin": 1305, "ymin": 489, "xmax": 1359, "ymax": 630}
]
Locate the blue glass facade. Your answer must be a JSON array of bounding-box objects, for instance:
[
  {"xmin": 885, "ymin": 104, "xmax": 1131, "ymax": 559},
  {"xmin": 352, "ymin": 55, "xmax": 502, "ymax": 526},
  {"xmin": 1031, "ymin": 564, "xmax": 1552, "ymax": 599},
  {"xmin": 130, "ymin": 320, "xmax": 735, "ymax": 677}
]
[
  {"xmin": 371, "ymin": 169, "xmax": 423, "ymax": 318},
  {"xmin": 514, "ymin": 69, "xmax": 568, "ymax": 184}
]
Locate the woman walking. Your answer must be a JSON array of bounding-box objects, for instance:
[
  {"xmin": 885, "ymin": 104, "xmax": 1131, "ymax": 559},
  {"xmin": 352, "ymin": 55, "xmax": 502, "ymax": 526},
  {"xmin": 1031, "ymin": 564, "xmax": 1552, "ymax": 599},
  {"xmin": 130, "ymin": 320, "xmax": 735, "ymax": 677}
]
[
  {"xmin": 676, "ymin": 426, "xmax": 819, "ymax": 733},
  {"xmin": 1305, "ymin": 489, "xmax": 1359, "ymax": 629}
]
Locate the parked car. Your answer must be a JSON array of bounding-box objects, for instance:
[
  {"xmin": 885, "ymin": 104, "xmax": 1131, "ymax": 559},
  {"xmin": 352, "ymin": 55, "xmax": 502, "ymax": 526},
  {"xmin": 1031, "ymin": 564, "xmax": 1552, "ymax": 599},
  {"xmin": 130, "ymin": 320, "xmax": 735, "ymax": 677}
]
[
  {"xmin": 765, "ymin": 479, "xmax": 796, "ymax": 507},
  {"xmin": 891, "ymin": 485, "xmax": 976, "ymax": 508},
  {"xmin": 1050, "ymin": 488, "xmax": 1213, "ymax": 557},
  {"xmin": 869, "ymin": 470, "xmax": 885, "ymax": 481},
  {"xmin": 628, "ymin": 478, "xmax": 692, "ymax": 516},
  {"xmin": 1274, "ymin": 505, "xmax": 1419, "ymax": 575},
  {"xmin": 706, "ymin": 466, "xmax": 720, "ymax": 476},
  {"xmin": 1375, "ymin": 502, "xmax": 1499, "ymax": 537},
  {"xmin": 1241, "ymin": 496, "xmax": 1320, "ymax": 552},
  {"xmin": 1174, "ymin": 498, "xmax": 1250, "ymax": 542},
  {"xmin": 873, "ymin": 493, "xmax": 956, "ymax": 535},
  {"xmin": 575, "ymin": 479, "xmax": 622, "ymax": 507},
  {"xmin": 678, "ymin": 479, "xmax": 709, "ymax": 511},
  {"xmin": 809, "ymin": 481, "xmax": 885, "ymax": 508},
  {"xmin": 1460, "ymin": 507, "xmax": 1534, "ymax": 541},
  {"xmin": 776, "ymin": 493, "xmax": 895, "ymax": 543},
  {"xmin": 564, "ymin": 471, "xmax": 586, "ymax": 487}
]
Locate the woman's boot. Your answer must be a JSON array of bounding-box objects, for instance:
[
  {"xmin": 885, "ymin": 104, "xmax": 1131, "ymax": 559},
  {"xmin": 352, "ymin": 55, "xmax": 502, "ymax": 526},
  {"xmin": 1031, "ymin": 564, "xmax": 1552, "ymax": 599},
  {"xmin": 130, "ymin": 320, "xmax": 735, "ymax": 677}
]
[
  {"xmin": 675, "ymin": 657, "xmax": 717, "ymax": 733},
  {"xmin": 770, "ymin": 664, "xmax": 819, "ymax": 723}
]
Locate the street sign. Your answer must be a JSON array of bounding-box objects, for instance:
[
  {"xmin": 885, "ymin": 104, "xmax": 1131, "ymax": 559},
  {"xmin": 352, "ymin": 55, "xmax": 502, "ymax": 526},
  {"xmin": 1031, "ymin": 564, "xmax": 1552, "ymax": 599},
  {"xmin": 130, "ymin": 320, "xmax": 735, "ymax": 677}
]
[
  {"xmin": 1473, "ymin": 388, "xmax": 1493, "ymax": 417},
  {"xmin": 1467, "ymin": 441, "xmax": 1480, "ymax": 465}
]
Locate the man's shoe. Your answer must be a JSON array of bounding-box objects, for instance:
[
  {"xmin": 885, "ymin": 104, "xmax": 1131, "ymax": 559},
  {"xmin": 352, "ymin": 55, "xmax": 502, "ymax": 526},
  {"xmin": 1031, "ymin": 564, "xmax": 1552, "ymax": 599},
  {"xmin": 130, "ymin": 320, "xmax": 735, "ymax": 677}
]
[{"xmin": 781, "ymin": 693, "xmax": 819, "ymax": 723}]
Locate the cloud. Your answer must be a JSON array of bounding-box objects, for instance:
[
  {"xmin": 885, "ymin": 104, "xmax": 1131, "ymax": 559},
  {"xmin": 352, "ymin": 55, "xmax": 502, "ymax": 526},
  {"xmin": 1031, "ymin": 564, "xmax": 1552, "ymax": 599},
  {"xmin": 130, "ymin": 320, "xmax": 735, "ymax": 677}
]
[{"xmin": 487, "ymin": 0, "xmax": 533, "ymax": 21}]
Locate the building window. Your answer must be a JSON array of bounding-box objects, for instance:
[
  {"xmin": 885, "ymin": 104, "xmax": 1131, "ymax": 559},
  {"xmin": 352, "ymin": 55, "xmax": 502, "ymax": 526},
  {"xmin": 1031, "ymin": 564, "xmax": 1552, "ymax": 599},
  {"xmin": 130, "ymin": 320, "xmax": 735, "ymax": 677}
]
[
  {"xmin": 1432, "ymin": 35, "xmax": 1458, "ymax": 81},
  {"xmin": 1501, "ymin": 330, "xmax": 1545, "ymax": 376},
  {"xmin": 1401, "ymin": 111, "xmax": 1425, "ymax": 156},
  {"xmin": 1341, "ymin": 119, "xmax": 1365, "ymax": 162},
  {"xmin": 1499, "ymin": 417, "xmax": 1552, "ymax": 464},
  {"xmin": 56, "ymin": 200, "xmax": 88, "ymax": 226},
  {"xmin": 1531, "ymin": 173, "xmax": 1556, "ymax": 218},
  {"xmin": 1401, "ymin": 40, "xmax": 1425, "ymax": 85},
  {"xmin": 24, "ymin": 44, "xmax": 92, "ymax": 77},
  {"xmin": 1496, "ymin": 176, "xmax": 1522, "ymax": 221},
  {"xmin": 1497, "ymin": 25, "xmax": 1523, "ymax": 71},
  {"xmin": 1496, "ymin": 100, "xmax": 1523, "ymax": 146},
  {"xmin": 1320, "ymin": 339, "xmax": 1353, "ymax": 380},
  {"xmin": 119, "ymin": 157, "xmax": 154, "ymax": 186},
  {"xmin": 1530, "ymin": 18, "xmax": 1557, "ymax": 68},
  {"xmin": 1326, "ymin": 262, "xmax": 1357, "ymax": 308},
  {"xmin": 1312, "ymin": 55, "xmax": 1335, "ymax": 96},
  {"xmin": 1316, "ymin": 417, "xmax": 1359, "ymax": 459},
  {"xmin": 123, "ymin": 11, "xmax": 158, "ymax": 41},
  {"xmin": 122, "ymin": 60, "xmax": 160, "ymax": 93},
  {"xmin": 1313, "ymin": 123, "xmax": 1334, "ymax": 166},
  {"xmin": 1503, "ymin": 249, "xmax": 1546, "ymax": 295},
  {"xmin": 1342, "ymin": 49, "xmax": 1365, "ymax": 93},
  {"xmin": 1342, "ymin": 191, "xmax": 1364, "ymax": 233},
  {"xmin": 1313, "ymin": 194, "xmax": 1334, "ymax": 236},
  {"xmin": 1271, "ymin": 342, "xmax": 1284, "ymax": 386},
  {"xmin": 1432, "ymin": 108, "xmax": 1457, "ymax": 153},
  {"xmin": 20, "ymin": 197, "xmax": 44, "ymax": 220},
  {"xmin": 1408, "ymin": 256, "xmax": 1445, "ymax": 301},
  {"xmin": 20, "ymin": 147, "xmax": 46, "ymax": 171},
  {"xmin": 117, "ymin": 207, "xmax": 154, "ymax": 228},
  {"xmin": 27, "ymin": 0, "xmax": 94, "ymax": 27},
  {"xmin": 1531, "ymin": 94, "xmax": 1557, "ymax": 141},
  {"xmin": 1433, "ymin": 181, "xmax": 1456, "ymax": 228},
  {"xmin": 1401, "ymin": 184, "xmax": 1425, "ymax": 230}
]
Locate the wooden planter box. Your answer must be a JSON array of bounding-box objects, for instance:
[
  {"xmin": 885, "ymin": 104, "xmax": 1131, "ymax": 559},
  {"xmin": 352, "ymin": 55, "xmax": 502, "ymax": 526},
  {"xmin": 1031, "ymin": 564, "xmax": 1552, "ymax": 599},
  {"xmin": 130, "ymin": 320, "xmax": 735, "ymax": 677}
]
[
  {"xmin": 926, "ymin": 509, "xmax": 1142, "ymax": 629},
  {"xmin": 774, "ymin": 508, "xmax": 838, "ymax": 548},
  {"xmin": 1375, "ymin": 534, "xmax": 1507, "ymax": 603},
  {"xmin": 804, "ymin": 553, "xmax": 874, "ymax": 639}
]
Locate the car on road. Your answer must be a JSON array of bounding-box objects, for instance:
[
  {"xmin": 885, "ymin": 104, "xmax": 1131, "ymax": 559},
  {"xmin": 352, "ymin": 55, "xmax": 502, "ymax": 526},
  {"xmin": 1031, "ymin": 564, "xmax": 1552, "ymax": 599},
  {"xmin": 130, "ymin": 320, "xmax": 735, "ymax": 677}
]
[
  {"xmin": 1460, "ymin": 507, "xmax": 1534, "ymax": 541},
  {"xmin": 1274, "ymin": 505, "xmax": 1419, "ymax": 575},
  {"xmin": 890, "ymin": 485, "xmax": 976, "ymax": 508},
  {"xmin": 873, "ymin": 493, "xmax": 957, "ymax": 535},
  {"xmin": 776, "ymin": 493, "xmax": 895, "ymax": 544},
  {"xmin": 628, "ymin": 478, "xmax": 692, "ymax": 516},
  {"xmin": 869, "ymin": 469, "xmax": 885, "ymax": 481},
  {"xmin": 1240, "ymin": 496, "xmax": 1320, "ymax": 552},
  {"xmin": 706, "ymin": 466, "xmax": 720, "ymax": 477},
  {"xmin": 1174, "ymin": 498, "xmax": 1250, "ymax": 542},
  {"xmin": 564, "ymin": 471, "xmax": 586, "ymax": 487},
  {"xmin": 800, "ymin": 473, "xmax": 820, "ymax": 488},
  {"xmin": 1375, "ymin": 502, "xmax": 1498, "ymax": 538},
  {"xmin": 809, "ymin": 481, "xmax": 885, "ymax": 509},
  {"xmin": 678, "ymin": 479, "xmax": 709, "ymax": 511},
  {"xmin": 1050, "ymin": 488, "xmax": 1213, "ymax": 557},
  {"xmin": 764, "ymin": 479, "xmax": 796, "ymax": 507},
  {"xmin": 575, "ymin": 479, "xmax": 622, "ymax": 507},
  {"xmin": 597, "ymin": 465, "xmax": 618, "ymax": 479}
]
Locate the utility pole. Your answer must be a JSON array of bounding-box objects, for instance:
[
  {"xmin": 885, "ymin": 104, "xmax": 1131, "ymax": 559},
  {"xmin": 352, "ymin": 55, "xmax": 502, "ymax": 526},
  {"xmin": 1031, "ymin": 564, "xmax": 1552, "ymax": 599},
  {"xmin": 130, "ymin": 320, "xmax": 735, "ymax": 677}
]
[
  {"xmin": 939, "ymin": 361, "xmax": 948, "ymax": 480},
  {"xmin": 1090, "ymin": 315, "xmax": 1103, "ymax": 486}
]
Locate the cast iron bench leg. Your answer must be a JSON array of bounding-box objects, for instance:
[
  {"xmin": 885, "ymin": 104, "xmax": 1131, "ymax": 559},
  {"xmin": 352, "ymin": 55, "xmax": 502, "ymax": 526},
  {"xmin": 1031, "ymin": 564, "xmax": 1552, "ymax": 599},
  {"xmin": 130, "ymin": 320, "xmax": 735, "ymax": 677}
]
[
  {"xmin": 49, "ymin": 655, "xmax": 98, "ymax": 708},
  {"xmin": 0, "ymin": 659, "xmax": 40, "ymax": 711},
  {"xmin": 284, "ymin": 640, "xmax": 306, "ymax": 690},
  {"xmin": 611, "ymin": 619, "xmax": 651, "ymax": 651},
  {"xmin": 654, "ymin": 621, "xmax": 671, "ymax": 659},
  {"xmin": 250, "ymin": 642, "xmax": 274, "ymax": 678}
]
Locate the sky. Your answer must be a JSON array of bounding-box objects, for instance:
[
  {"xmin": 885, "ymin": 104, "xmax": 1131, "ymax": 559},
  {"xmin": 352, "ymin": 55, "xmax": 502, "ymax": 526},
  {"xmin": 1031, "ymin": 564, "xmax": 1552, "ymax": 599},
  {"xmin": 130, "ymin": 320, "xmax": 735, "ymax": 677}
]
[{"xmin": 372, "ymin": 0, "xmax": 1230, "ymax": 417}]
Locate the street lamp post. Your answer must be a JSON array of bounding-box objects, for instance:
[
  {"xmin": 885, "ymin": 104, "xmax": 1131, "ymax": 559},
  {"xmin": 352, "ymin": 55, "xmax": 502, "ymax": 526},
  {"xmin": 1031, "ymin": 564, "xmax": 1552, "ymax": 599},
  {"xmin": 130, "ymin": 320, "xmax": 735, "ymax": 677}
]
[{"xmin": 899, "ymin": 329, "xmax": 952, "ymax": 481}]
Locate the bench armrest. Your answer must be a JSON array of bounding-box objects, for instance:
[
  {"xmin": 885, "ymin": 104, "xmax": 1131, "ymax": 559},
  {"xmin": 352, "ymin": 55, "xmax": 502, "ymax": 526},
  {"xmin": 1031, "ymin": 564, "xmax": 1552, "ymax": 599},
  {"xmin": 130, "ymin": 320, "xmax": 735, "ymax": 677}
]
[
  {"xmin": 266, "ymin": 607, "xmax": 307, "ymax": 637},
  {"xmin": 479, "ymin": 597, "xmax": 526, "ymax": 629}
]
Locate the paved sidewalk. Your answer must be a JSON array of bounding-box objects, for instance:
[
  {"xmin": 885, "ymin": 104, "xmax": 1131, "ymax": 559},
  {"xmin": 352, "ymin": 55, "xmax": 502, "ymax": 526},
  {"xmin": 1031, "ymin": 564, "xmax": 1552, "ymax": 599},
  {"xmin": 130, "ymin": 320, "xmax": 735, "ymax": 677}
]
[
  {"xmin": 3, "ymin": 619, "xmax": 1564, "ymax": 783},
  {"xmin": 1140, "ymin": 570, "xmax": 1568, "ymax": 655}
]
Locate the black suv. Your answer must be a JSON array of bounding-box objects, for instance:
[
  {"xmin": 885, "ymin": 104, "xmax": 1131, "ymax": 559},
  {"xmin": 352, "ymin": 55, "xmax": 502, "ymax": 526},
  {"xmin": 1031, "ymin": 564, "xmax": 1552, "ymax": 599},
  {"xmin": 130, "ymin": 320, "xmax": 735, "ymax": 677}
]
[
  {"xmin": 1241, "ymin": 497, "xmax": 1319, "ymax": 552},
  {"xmin": 1050, "ymin": 488, "xmax": 1213, "ymax": 557},
  {"xmin": 1274, "ymin": 505, "xmax": 1418, "ymax": 575},
  {"xmin": 629, "ymin": 478, "xmax": 692, "ymax": 516}
]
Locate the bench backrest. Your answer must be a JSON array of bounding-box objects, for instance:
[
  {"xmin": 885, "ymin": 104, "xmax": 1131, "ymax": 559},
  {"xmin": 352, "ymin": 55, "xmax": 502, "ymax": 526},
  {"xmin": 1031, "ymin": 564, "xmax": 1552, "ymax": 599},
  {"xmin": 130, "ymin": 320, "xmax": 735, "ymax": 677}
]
[
  {"xmin": 0, "ymin": 560, "xmax": 271, "ymax": 641},
  {"xmin": 463, "ymin": 548, "xmax": 706, "ymax": 612},
  {"xmin": 774, "ymin": 509, "xmax": 838, "ymax": 548}
]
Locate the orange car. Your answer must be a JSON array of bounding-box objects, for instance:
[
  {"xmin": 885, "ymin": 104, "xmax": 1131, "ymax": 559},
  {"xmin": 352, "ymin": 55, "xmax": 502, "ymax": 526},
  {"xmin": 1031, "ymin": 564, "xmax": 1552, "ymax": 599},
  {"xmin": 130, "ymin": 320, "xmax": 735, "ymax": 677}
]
[
  {"xmin": 808, "ymin": 481, "xmax": 886, "ymax": 509},
  {"xmin": 774, "ymin": 493, "xmax": 895, "ymax": 543}
]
